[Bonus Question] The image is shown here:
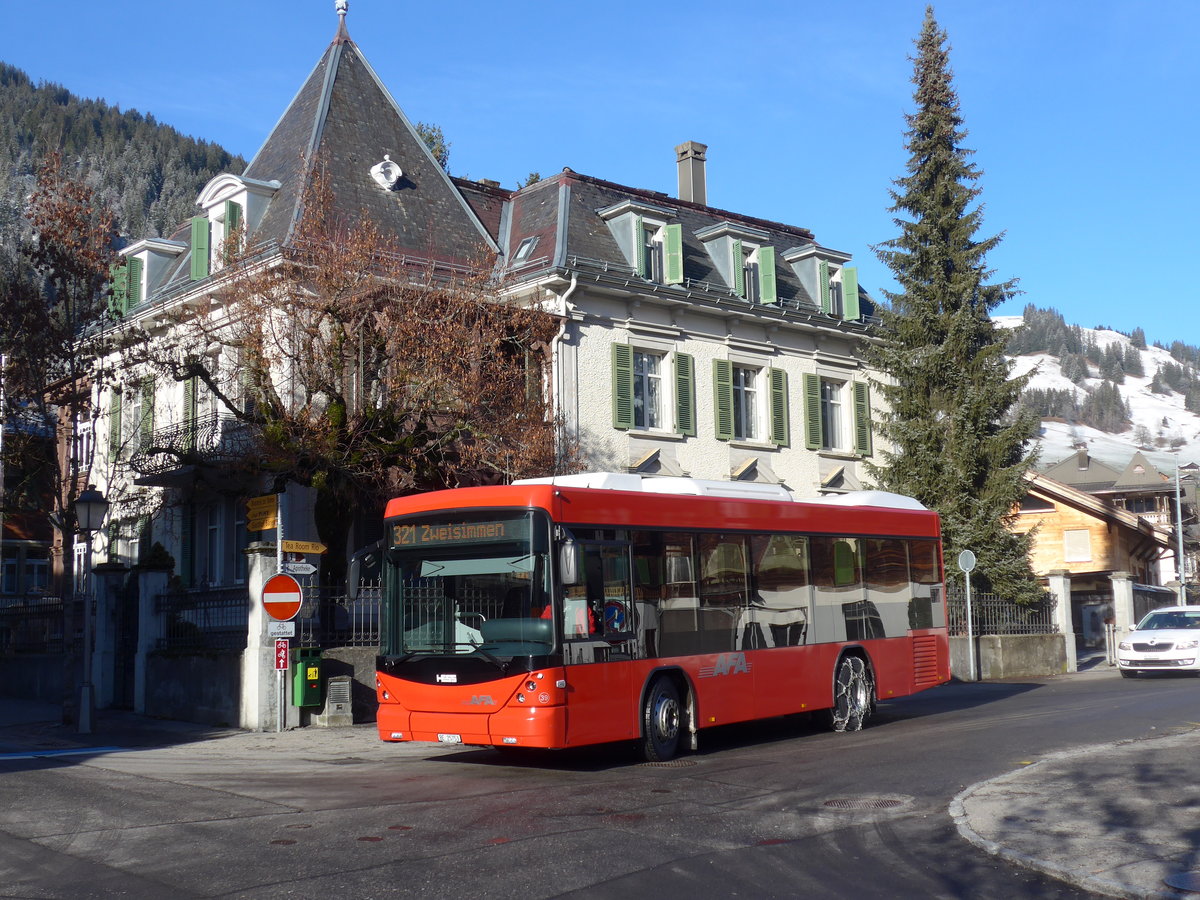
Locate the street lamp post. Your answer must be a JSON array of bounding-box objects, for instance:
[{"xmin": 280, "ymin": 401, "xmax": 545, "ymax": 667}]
[{"xmin": 75, "ymin": 485, "xmax": 109, "ymax": 734}]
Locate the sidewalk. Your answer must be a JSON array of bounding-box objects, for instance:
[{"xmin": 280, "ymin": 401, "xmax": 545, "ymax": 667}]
[{"xmin": 953, "ymin": 722, "xmax": 1200, "ymax": 899}]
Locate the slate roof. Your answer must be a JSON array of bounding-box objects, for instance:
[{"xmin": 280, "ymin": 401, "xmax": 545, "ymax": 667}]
[
  {"xmin": 241, "ymin": 18, "xmax": 495, "ymax": 265},
  {"xmin": 499, "ymin": 169, "xmax": 877, "ymax": 317}
]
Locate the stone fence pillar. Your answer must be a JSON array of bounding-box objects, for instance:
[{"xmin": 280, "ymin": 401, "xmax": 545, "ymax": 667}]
[
  {"xmin": 242, "ymin": 543, "xmax": 302, "ymax": 731},
  {"xmin": 1046, "ymin": 569, "xmax": 1076, "ymax": 673},
  {"xmin": 1110, "ymin": 572, "xmax": 1135, "ymax": 635},
  {"xmin": 133, "ymin": 567, "xmax": 171, "ymax": 714},
  {"xmin": 91, "ymin": 561, "xmax": 129, "ymax": 711}
]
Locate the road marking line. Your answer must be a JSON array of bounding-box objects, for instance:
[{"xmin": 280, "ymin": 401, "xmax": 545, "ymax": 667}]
[{"xmin": 0, "ymin": 746, "xmax": 126, "ymax": 761}]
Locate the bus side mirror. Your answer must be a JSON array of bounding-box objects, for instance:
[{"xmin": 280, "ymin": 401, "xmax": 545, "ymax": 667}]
[
  {"xmin": 560, "ymin": 541, "xmax": 580, "ymax": 586},
  {"xmin": 347, "ymin": 540, "xmax": 383, "ymax": 600}
]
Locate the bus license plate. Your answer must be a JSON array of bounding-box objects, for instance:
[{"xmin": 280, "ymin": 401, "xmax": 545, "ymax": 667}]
[{"xmin": 437, "ymin": 733, "xmax": 462, "ymax": 744}]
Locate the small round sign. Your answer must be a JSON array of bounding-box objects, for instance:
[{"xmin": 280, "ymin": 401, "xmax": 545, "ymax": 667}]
[
  {"xmin": 957, "ymin": 550, "xmax": 977, "ymax": 573},
  {"xmin": 262, "ymin": 573, "xmax": 304, "ymax": 621}
]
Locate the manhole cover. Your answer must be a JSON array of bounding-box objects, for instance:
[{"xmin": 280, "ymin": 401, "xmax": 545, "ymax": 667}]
[
  {"xmin": 823, "ymin": 797, "xmax": 905, "ymax": 810},
  {"xmin": 640, "ymin": 759, "xmax": 698, "ymax": 768},
  {"xmin": 1164, "ymin": 872, "xmax": 1200, "ymax": 892}
]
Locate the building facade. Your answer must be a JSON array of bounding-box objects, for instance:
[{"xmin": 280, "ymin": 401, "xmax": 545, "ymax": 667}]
[{"xmin": 85, "ymin": 10, "xmax": 886, "ymax": 590}]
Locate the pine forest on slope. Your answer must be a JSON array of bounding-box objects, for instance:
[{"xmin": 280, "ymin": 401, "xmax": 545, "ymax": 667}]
[
  {"xmin": 1005, "ymin": 305, "xmax": 1200, "ymax": 470},
  {"xmin": 0, "ymin": 62, "xmax": 245, "ymax": 261}
]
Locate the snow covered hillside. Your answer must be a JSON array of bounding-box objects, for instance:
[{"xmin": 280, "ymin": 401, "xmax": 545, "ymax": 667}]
[{"xmin": 998, "ymin": 315, "xmax": 1200, "ymax": 472}]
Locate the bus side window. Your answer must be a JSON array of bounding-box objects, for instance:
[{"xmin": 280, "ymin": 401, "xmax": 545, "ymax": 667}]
[{"xmin": 749, "ymin": 534, "xmax": 809, "ymax": 648}]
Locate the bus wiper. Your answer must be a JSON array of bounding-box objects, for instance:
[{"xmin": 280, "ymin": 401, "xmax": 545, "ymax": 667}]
[{"xmin": 461, "ymin": 643, "xmax": 505, "ymax": 670}]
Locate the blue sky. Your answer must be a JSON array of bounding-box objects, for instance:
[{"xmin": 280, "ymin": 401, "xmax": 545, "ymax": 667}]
[{"xmin": 6, "ymin": 0, "xmax": 1198, "ymax": 347}]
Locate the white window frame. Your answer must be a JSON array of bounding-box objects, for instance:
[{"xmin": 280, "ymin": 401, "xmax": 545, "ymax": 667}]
[
  {"xmin": 123, "ymin": 385, "xmax": 143, "ymax": 447},
  {"xmin": 205, "ymin": 507, "xmax": 223, "ymax": 586},
  {"xmin": 632, "ymin": 350, "xmax": 664, "ymax": 430},
  {"xmin": 733, "ymin": 365, "xmax": 760, "ymax": 441},
  {"xmin": 820, "ymin": 378, "xmax": 846, "ymax": 451}
]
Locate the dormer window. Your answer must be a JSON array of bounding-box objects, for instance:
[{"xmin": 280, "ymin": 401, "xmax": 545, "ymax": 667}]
[
  {"xmin": 192, "ymin": 173, "xmax": 282, "ymax": 281},
  {"xmin": 598, "ymin": 198, "xmax": 683, "ymax": 286},
  {"xmin": 782, "ymin": 245, "xmax": 860, "ymax": 320},
  {"xmin": 696, "ymin": 222, "xmax": 777, "ymax": 304},
  {"xmin": 733, "ymin": 242, "xmax": 777, "ymax": 304}
]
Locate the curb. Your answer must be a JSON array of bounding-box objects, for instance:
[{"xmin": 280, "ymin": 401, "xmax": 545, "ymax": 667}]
[{"xmin": 950, "ymin": 733, "xmax": 1200, "ymax": 900}]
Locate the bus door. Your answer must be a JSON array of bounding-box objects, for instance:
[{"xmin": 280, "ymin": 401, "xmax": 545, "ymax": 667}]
[{"xmin": 561, "ymin": 542, "xmax": 637, "ymax": 745}]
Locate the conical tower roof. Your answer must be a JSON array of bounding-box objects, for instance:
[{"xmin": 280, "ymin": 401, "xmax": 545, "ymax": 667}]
[{"xmin": 242, "ymin": 9, "xmax": 496, "ymax": 264}]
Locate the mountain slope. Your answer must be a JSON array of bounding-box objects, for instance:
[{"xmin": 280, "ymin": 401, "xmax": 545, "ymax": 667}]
[
  {"xmin": 1001, "ymin": 311, "xmax": 1200, "ymax": 472},
  {"xmin": 0, "ymin": 62, "xmax": 245, "ymax": 255}
]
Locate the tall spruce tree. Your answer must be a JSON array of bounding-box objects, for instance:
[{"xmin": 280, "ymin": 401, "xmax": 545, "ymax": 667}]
[{"xmin": 867, "ymin": 7, "xmax": 1042, "ymax": 604}]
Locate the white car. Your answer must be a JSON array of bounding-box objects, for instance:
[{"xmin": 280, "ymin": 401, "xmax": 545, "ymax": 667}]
[{"xmin": 1118, "ymin": 605, "xmax": 1200, "ymax": 677}]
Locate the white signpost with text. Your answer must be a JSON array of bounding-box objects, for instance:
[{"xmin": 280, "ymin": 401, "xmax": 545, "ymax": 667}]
[{"xmin": 958, "ymin": 550, "xmax": 977, "ymax": 682}]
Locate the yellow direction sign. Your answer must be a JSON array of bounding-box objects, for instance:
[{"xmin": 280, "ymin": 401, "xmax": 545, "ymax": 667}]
[
  {"xmin": 246, "ymin": 494, "xmax": 277, "ymax": 515},
  {"xmin": 282, "ymin": 539, "xmax": 327, "ymax": 555},
  {"xmin": 247, "ymin": 513, "xmax": 277, "ymax": 532}
]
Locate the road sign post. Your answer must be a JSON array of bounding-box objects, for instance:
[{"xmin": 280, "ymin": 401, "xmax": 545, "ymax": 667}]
[
  {"xmin": 274, "ymin": 638, "xmax": 289, "ymax": 733},
  {"xmin": 958, "ymin": 550, "xmax": 978, "ymax": 682}
]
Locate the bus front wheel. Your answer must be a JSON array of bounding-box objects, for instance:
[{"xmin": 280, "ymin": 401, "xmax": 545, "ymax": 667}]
[
  {"xmin": 825, "ymin": 655, "xmax": 874, "ymax": 733},
  {"xmin": 641, "ymin": 677, "xmax": 683, "ymax": 762}
]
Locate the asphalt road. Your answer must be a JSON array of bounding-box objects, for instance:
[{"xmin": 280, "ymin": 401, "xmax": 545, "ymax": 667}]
[{"xmin": 2, "ymin": 663, "xmax": 1196, "ymax": 899}]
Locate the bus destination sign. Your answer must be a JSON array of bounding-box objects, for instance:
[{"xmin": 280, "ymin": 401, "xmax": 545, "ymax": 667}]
[{"xmin": 392, "ymin": 518, "xmax": 527, "ymax": 549}]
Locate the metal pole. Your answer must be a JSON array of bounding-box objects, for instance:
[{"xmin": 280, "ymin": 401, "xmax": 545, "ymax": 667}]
[
  {"xmin": 78, "ymin": 530, "xmax": 94, "ymax": 734},
  {"xmin": 1176, "ymin": 459, "xmax": 1187, "ymax": 604},
  {"xmin": 965, "ymin": 571, "xmax": 976, "ymax": 682},
  {"xmin": 0, "ymin": 353, "xmax": 6, "ymax": 592}
]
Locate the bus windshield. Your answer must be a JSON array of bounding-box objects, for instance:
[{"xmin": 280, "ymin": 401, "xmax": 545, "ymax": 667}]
[{"xmin": 385, "ymin": 510, "xmax": 554, "ymax": 660}]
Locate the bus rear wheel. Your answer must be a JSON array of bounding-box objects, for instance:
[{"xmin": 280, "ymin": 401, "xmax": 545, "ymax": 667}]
[
  {"xmin": 641, "ymin": 677, "xmax": 683, "ymax": 762},
  {"xmin": 825, "ymin": 655, "xmax": 874, "ymax": 733}
]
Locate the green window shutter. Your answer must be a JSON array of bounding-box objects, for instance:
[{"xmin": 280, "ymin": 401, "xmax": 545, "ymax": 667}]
[
  {"xmin": 126, "ymin": 257, "xmax": 143, "ymax": 309},
  {"xmin": 758, "ymin": 245, "xmax": 777, "ymax": 304},
  {"xmin": 768, "ymin": 368, "xmax": 789, "ymax": 447},
  {"xmin": 140, "ymin": 376, "xmax": 155, "ymax": 449},
  {"xmin": 663, "ymin": 223, "xmax": 684, "ymax": 285},
  {"xmin": 713, "ymin": 359, "xmax": 734, "ymax": 441},
  {"xmin": 818, "ymin": 259, "xmax": 832, "ymax": 314},
  {"xmin": 225, "ymin": 199, "xmax": 243, "ymax": 234},
  {"xmin": 634, "ymin": 216, "xmax": 646, "ymax": 277},
  {"xmin": 183, "ymin": 376, "xmax": 197, "ymax": 451},
  {"xmin": 190, "ymin": 216, "xmax": 210, "ymax": 281},
  {"xmin": 803, "ymin": 373, "xmax": 822, "ymax": 451},
  {"xmin": 611, "ymin": 344, "xmax": 634, "ymax": 430},
  {"xmin": 732, "ymin": 239, "xmax": 745, "ymax": 297},
  {"xmin": 108, "ymin": 390, "xmax": 122, "ymax": 461},
  {"xmin": 853, "ymin": 381, "xmax": 873, "ymax": 457},
  {"xmin": 107, "ymin": 522, "xmax": 120, "ymax": 564},
  {"xmin": 180, "ymin": 505, "xmax": 195, "ymax": 587},
  {"xmin": 842, "ymin": 266, "xmax": 860, "ymax": 320},
  {"xmin": 109, "ymin": 263, "xmax": 128, "ymax": 316},
  {"xmin": 674, "ymin": 352, "xmax": 696, "ymax": 436}
]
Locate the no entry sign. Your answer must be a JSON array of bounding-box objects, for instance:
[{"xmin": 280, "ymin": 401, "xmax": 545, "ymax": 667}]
[{"xmin": 262, "ymin": 573, "xmax": 304, "ymax": 621}]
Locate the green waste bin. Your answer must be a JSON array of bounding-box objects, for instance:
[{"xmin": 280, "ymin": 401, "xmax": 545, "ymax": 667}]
[{"xmin": 292, "ymin": 647, "xmax": 323, "ymax": 707}]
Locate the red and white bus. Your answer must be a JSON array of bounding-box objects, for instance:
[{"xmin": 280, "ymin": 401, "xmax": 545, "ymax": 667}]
[{"xmin": 374, "ymin": 473, "xmax": 949, "ymax": 761}]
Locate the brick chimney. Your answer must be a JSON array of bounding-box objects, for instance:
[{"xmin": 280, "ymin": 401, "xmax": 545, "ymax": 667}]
[{"xmin": 676, "ymin": 140, "xmax": 707, "ymax": 206}]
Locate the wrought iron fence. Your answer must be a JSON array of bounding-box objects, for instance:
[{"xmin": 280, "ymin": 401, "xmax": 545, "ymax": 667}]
[
  {"xmin": 0, "ymin": 595, "xmax": 68, "ymax": 655},
  {"xmin": 156, "ymin": 587, "xmax": 250, "ymax": 651},
  {"xmin": 946, "ymin": 586, "xmax": 1058, "ymax": 636},
  {"xmin": 294, "ymin": 581, "xmax": 381, "ymax": 648}
]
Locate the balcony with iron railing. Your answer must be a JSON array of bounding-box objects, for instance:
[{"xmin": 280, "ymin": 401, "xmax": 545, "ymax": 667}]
[{"xmin": 129, "ymin": 413, "xmax": 260, "ymax": 479}]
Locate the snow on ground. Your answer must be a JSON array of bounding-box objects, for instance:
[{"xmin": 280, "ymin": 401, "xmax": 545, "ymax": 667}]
[{"xmin": 998, "ymin": 318, "xmax": 1200, "ymax": 471}]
